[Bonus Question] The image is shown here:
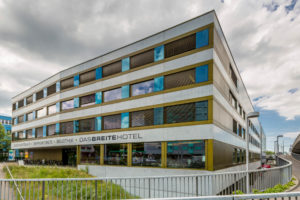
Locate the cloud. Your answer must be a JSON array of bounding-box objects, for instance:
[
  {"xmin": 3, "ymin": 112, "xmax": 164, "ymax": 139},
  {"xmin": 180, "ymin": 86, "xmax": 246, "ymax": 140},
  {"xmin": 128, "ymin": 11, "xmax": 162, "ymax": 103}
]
[{"xmin": 283, "ymin": 131, "xmax": 300, "ymax": 139}]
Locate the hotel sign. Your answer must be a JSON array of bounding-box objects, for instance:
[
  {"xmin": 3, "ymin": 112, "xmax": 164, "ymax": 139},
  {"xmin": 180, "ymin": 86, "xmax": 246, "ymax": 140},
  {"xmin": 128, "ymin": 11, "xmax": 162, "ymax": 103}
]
[{"xmin": 12, "ymin": 132, "xmax": 143, "ymax": 149}]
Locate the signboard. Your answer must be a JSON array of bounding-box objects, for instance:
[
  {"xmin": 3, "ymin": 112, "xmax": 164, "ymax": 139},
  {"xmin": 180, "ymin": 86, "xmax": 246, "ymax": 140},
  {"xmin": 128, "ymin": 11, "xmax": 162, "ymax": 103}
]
[
  {"xmin": 25, "ymin": 151, "xmax": 28, "ymax": 159},
  {"xmin": 8, "ymin": 150, "xmax": 15, "ymax": 161}
]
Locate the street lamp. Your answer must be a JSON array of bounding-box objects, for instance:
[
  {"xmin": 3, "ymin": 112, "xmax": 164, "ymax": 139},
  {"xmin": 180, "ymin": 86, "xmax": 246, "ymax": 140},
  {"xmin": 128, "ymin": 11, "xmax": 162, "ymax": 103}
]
[
  {"xmin": 277, "ymin": 135, "xmax": 283, "ymax": 155},
  {"xmin": 246, "ymin": 111, "xmax": 260, "ymax": 194}
]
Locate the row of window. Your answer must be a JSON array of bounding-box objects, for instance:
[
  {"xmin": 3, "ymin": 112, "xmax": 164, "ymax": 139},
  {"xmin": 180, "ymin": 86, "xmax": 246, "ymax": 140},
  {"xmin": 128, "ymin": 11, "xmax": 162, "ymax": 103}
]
[
  {"xmin": 232, "ymin": 119, "xmax": 260, "ymax": 148},
  {"xmin": 12, "ymin": 101, "xmax": 209, "ymax": 141},
  {"xmin": 13, "ymin": 65, "xmax": 209, "ymax": 125},
  {"xmin": 13, "ymin": 28, "xmax": 210, "ymax": 111},
  {"xmin": 0, "ymin": 119, "xmax": 11, "ymax": 125},
  {"xmin": 80, "ymin": 141, "xmax": 206, "ymax": 169}
]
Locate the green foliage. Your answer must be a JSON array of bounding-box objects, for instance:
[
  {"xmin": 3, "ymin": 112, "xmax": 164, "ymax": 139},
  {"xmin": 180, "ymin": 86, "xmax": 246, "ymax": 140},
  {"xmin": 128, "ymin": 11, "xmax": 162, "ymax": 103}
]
[
  {"xmin": 5, "ymin": 166, "xmax": 139, "ymax": 199},
  {"xmin": 232, "ymin": 190, "xmax": 244, "ymax": 194},
  {"xmin": 265, "ymin": 151, "xmax": 274, "ymax": 155}
]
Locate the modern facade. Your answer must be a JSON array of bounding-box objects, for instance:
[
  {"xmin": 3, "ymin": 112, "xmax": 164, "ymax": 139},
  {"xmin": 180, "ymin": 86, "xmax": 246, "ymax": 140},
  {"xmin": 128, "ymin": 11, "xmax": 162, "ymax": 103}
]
[
  {"xmin": 11, "ymin": 10, "xmax": 265, "ymax": 173},
  {"xmin": 0, "ymin": 115, "xmax": 12, "ymax": 134}
]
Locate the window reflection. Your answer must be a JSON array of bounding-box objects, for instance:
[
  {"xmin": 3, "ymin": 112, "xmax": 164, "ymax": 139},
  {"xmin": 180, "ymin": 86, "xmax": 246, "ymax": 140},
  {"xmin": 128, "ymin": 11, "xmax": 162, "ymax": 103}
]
[
  {"xmin": 104, "ymin": 88, "xmax": 122, "ymax": 102},
  {"xmin": 132, "ymin": 142, "xmax": 161, "ymax": 167},
  {"xmin": 80, "ymin": 94, "xmax": 95, "ymax": 107},
  {"xmin": 103, "ymin": 114, "xmax": 121, "ymax": 130},
  {"xmin": 80, "ymin": 145, "xmax": 100, "ymax": 164},
  {"xmin": 47, "ymin": 104, "xmax": 56, "ymax": 115},
  {"xmin": 37, "ymin": 107, "xmax": 46, "ymax": 118},
  {"xmin": 131, "ymin": 80, "xmax": 154, "ymax": 96},
  {"xmin": 36, "ymin": 127, "xmax": 43, "ymax": 138},
  {"xmin": 131, "ymin": 109, "xmax": 154, "ymax": 127},
  {"xmin": 104, "ymin": 144, "xmax": 127, "ymax": 165},
  {"xmin": 62, "ymin": 99, "xmax": 74, "ymax": 111}
]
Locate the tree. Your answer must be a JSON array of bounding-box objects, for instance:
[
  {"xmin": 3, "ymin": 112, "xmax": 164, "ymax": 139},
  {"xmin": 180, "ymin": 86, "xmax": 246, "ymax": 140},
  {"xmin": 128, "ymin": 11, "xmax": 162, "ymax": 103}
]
[{"xmin": 0, "ymin": 124, "xmax": 11, "ymax": 152}]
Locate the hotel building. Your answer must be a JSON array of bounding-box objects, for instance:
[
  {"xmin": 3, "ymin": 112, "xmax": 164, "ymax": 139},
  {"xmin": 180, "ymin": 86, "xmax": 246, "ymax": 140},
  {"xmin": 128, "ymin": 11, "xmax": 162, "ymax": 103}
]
[{"xmin": 11, "ymin": 11, "xmax": 265, "ymax": 175}]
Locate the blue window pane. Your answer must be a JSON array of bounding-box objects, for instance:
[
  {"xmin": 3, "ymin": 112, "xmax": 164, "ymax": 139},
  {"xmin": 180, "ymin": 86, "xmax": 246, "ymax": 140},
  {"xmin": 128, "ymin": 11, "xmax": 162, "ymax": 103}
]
[
  {"xmin": 23, "ymin": 130, "xmax": 26, "ymax": 139},
  {"xmin": 15, "ymin": 117, "xmax": 18, "ymax": 125},
  {"xmin": 55, "ymin": 123, "xmax": 60, "ymax": 134},
  {"xmin": 131, "ymin": 80, "xmax": 154, "ymax": 96},
  {"xmin": 33, "ymin": 93, "xmax": 36, "ymax": 102},
  {"xmin": 154, "ymin": 76, "xmax": 164, "ymax": 92},
  {"xmin": 154, "ymin": 107, "xmax": 164, "ymax": 125},
  {"xmin": 56, "ymin": 102, "xmax": 60, "ymax": 112},
  {"xmin": 196, "ymin": 29, "xmax": 209, "ymax": 48},
  {"xmin": 121, "ymin": 112, "xmax": 129, "ymax": 129},
  {"xmin": 104, "ymin": 88, "xmax": 122, "ymax": 102},
  {"xmin": 95, "ymin": 92, "xmax": 102, "ymax": 104},
  {"xmin": 62, "ymin": 100, "xmax": 74, "ymax": 110},
  {"xmin": 33, "ymin": 111, "xmax": 36, "ymax": 120},
  {"xmin": 96, "ymin": 116, "xmax": 102, "ymax": 131},
  {"xmin": 195, "ymin": 101, "xmax": 208, "ymax": 121},
  {"xmin": 122, "ymin": 57, "xmax": 130, "ymax": 72},
  {"xmin": 121, "ymin": 85, "xmax": 130, "ymax": 99},
  {"xmin": 96, "ymin": 67, "xmax": 103, "ymax": 80},
  {"xmin": 154, "ymin": 45, "xmax": 164, "ymax": 61},
  {"xmin": 74, "ymin": 97, "xmax": 79, "ymax": 108},
  {"xmin": 56, "ymin": 81, "xmax": 60, "ymax": 92},
  {"xmin": 43, "ymin": 88, "xmax": 47, "ymax": 98},
  {"xmin": 43, "ymin": 126, "xmax": 47, "ymax": 137},
  {"xmin": 16, "ymin": 102, "xmax": 18, "ymax": 109},
  {"xmin": 74, "ymin": 74, "xmax": 80, "ymax": 86},
  {"xmin": 32, "ymin": 128, "xmax": 36, "ymax": 138},
  {"xmin": 195, "ymin": 64, "xmax": 209, "ymax": 83},
  {"xmin": 24, "ymin": 98, "xmax": 27, "ymax": 106},
  {"xmin": 74, "ymin": 120, "xmax": 79, "ymax": 133}
]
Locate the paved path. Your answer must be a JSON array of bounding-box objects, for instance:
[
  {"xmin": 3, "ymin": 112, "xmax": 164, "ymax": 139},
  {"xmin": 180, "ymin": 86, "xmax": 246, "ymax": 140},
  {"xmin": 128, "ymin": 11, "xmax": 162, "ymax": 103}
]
[{"xmin": 284, "ymin": 155, "xmax": 300, "ymax": 192}]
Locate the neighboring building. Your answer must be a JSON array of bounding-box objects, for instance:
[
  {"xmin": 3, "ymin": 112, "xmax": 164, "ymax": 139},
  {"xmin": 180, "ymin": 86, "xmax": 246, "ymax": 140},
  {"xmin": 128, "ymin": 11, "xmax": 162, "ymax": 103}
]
[
  {"xmin": 0, "ymin": 114, "xmax": 12, "ymax": 134},
  {"xmin": 11, "ymin": 10, "xmax": 265, "ymax": 174}
]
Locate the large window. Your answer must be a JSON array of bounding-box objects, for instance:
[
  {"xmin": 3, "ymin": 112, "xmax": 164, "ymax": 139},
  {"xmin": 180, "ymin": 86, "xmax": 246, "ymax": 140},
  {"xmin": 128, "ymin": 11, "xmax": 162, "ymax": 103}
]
[
  {"xmin": 26, "ymin": 95, "xmax": 33, "ymax": 105},
  {"xmin": 18, "ymin": 99, "xmax": 24, "ymax": 108},
  {"xmin": 60, "ymin": 121, "xmax": 73, "ymax": 134},
  {"xmin": 233, "ymin": 119, "xmax": 237, "ymax": 134},
  {"xmin": 47, "ymin": 104, "xmax": 56, "ymax": 115},
  {"xmin": 130, "ymin": 49, "xmax": 154, "ymax": 69},
  {"xmin": 19, "ymin": 131, "xmax": 26, "ymax": 140},
  {"xmin": 230, "ymin": 65, "xmax": 238, "ymax": 87},
  {"xmin": 12, "ymin": 103, "xmax": 16, "ymax": 111},
  {"xmin": 61, "ymin": 99, "xmax": 74, "ymax": 111},
  {"xmin": 103, "ymin": 88, "xmax": 122, "ymax": 102},
  {"xmin": 26, "ymin": 129, "xmax": 33, "ymax": 139},
  {"xmin": 80, "ymin": 145, "xmax": 100, "ymax": 164},
  {"xmin": 103, "ymin": 114, "xmax": 121, "ymax": 130},
  {"xmin": 165, "ymin": 34, "xmax": 196, "ymax": 58},
  {"xmin": 80, "ymin": 94, "xmax": 95, "ymax": 107},
  {"xmin": 36, "ymin": 90, "xmax": 44, "ymax": 101},
  {"xmin": 103, "ymin": 61, "xmax": 122, "ymax": 77},
  {"xmin": 132, "ymin": 142, "xmax": 161, "ymax": 167},
  {"xmin": 47, "ymin": 83, "xmax": 56, "ymax": 96},
  {"xmin": 18, "ymin": 115, "xmax": 24, "ymax": 123},
  {"xmin": 165, "ymin": 103, "xmax": 195, "ymax": 124},
  {"xmin": 47, "ymin": 124, "xmax": 56, "ymax": 136},
  {"xmin": 80, "ymin": 70, "xmax": 96, "ymax": 84},
  {"xmin": 165, "ymin": 69, "xmax": 195, "ymax": 90},
  {"xmin": 229, "ymin": 91, "xmax": 237, "ymax": 109},
  {"xmin": 131, "ymin": 109, "xmax": 154, "ymax": 127},
  {"xmin": 131, "ymin": 80, "xmax": 154, "ymax": 96},
  {"xmin": 61, "ymin": 77, "xmax": 74, "ymax": 90},
  {"xmin": 167, "ymin": 140, "xmax": 205, "ymax": 169},
  {"xmin": 36, "ymin": 127, "xmax": 43, "ymax": 138},
  {"xmin": 37, "ymin": 107, "xmax": 46, "ymax": 118},
  {"xmin": 79, "ymin": 118, "xmax": 95, "ymax": 132},
  {"xmin": 26, "ymin": 112, "xmax": 33, "ymax": 121},
  {"xmin": 104, "ymin": 144, "xmax": 127, "ymax": 165}
]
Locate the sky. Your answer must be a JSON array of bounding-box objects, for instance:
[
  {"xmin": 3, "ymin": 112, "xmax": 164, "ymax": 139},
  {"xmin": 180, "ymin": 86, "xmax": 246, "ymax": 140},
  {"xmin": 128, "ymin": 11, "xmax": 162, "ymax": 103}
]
[{"xmin": 0, "ymin": 0, "xmax": 299, "ymax": 151}]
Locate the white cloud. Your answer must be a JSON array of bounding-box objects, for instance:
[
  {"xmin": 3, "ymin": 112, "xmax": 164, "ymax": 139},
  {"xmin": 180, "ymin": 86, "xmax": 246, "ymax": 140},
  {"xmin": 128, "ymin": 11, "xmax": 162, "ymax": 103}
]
[{"xmin": 283, "ymin": 131, "xmax": 300, "ymax": 139}]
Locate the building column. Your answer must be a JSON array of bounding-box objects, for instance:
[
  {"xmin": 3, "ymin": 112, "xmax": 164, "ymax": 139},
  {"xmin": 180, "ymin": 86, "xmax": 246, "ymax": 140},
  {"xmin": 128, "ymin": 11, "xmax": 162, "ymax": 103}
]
[
  {"xmin": 127, "ymin": 143, "xmax": 132, "ymax": 167},
  {"xmin": 100, "ymin": 144, "xmax": 104, "ymax": 165},
  {"xmin": 76, "ymin": 145, "xmax": 80, "ymax": 166},
  {"xmin": 206, "ymin": 139, "xmax": 214, "ymax": 171},
  {"xmin": 161, "ymin": 142, "xmax": 167, "ymax": 168}
]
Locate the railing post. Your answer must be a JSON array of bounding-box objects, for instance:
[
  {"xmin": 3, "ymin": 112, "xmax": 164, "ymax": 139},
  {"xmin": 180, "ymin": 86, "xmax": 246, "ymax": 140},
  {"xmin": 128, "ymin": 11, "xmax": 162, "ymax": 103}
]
[
  {"xmin": 196, "ymin": 176, "xmax": 199, "ymax": 196},
  {"xmin": 95, "ymin": 180, "xmax": 97, "ymax": 200},
  {"xmin": 42, "ymin": 181, "xmax": 45, "ymax": 200}
]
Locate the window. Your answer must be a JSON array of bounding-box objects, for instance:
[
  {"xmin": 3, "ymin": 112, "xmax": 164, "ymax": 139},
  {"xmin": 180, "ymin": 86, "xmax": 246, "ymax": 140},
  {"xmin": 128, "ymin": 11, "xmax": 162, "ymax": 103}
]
[
  {"xmin": 103, "ymin": 88, "xmax": 122, "ymax": 102},
  {"xmin": 60, "ymin": 121, "xmax": 73, "ymax": 134},
  {"xmin": 102, "ymin": 61, "xmax": 122, "ymax": 77},
  {"xmin": 233, "ymin": 148, "xmax": 237, "ymax": 164},
  {"xmin": 47, "ymin": 84, "xmax": 56, "ymax": 96},
  {"xmin": 80, "ymin": 94, "xmax": 95, "ymax": 107},
  {"xmin": 131, "ymin": 80, "xmax": 154, "ymax": 96},
  {"xmin": 104, "ymin": 144, "xmax": 127, "ymax": 165},
  {"xmin": 165, "ymin": 103, "xmax": 195, "ymax": 124},
  {"xmin": 79, "ymin": 118, "xmax": 95, "ymax": 132},
  {"xmin": 26, "ymin": 95, "xmax": 33, "ymax": 105},
  {"xmin": 60, "ymin": 77, "xmax": 74, "ymax": 90},
  {"xmin": 164, "ymin": 69, "xmax": 195, "ymax": 90},
  {"xmin": 26, "ymin": 112, "xmax": 33, "ymax": 121},
  {"xmin": 18, "ymin": 99, "xmax": 24, "ymax": 108},
  {"xmin": 26, "ymin": 129, "xmax": 33, "ymax": 139},
  {"xmin": 233, "ymin": 119, "xmax": 237, "ymax": 134},
  {"xmin": 238, "ymin": 124, "xmax": 242, "ymax": 137},
  {"xmin": 167, "ymin": 140, "xmax": 205, "ymax": 169},
  {"xmin": 47, "ymin": 124, "xmax": 56, "ymax": 136},
  {"xmin": 36, "ymin": 90, "xmax": 44, "ymax": 101},
  {"xmin": 239, "ymin": 105, "xmax": 242, "ymax": 116},
  {"xmin": 130, "ymin": 49, "xmax": 154, "ymax": 69},
  {"xmin": 80, "ymin": 70, "xmax": 96, "ymax": 84},
  {"xmin": 61, "ymin": 99, "xmax": 74, "ymax": 111},
  {"xmin": 18, "ymin": 115, "xmax": 24, "ymax": 123},
  {"xmin": 47, "ymin": 104, "xmax": 56, "ymax": 115},
  {"xmin": 131, "ymin": 109, "xmax": 154, "ymax": 127},
  {"xmin": 37, "ymin": 107, "xmax": 46, "ymax": 118},
  {"xmin": 12, "ymin": 132, "xmax": 18, "ymax": 141},
  {"xmin": 132, "ymin": 142, "xmax": 161, "ymax": 167},
  {"xmin": 103, "ymin": 114, "xmax": 121, "ymax": 130},
  {"xmin": 12, "ymin": 103, "xmax": 16, "ymax": 111},
  {"xmin": 18, "ymin": 131, "xmax": 25, "ymax": 140},
  {"xmin": 80, "ymin": 145, "xmax": 100, "ymax": 164},
  {"xmin": 230, "ymin": 65, "xmax": 238, "ymax": 87},
  {"xmin": 36, "ymin": 127, "xmax": 43, "ymax": 138},
  {"xmin": 165, "ymin": 34, "xmax": 196, "ymax": 58},
  {"xmin": 243, "ymin": 111, "xmax": 246, "ymax": 120},
  {"xmin": 229, "ymin": 91, "xmax": 237, "ymax": 109}
]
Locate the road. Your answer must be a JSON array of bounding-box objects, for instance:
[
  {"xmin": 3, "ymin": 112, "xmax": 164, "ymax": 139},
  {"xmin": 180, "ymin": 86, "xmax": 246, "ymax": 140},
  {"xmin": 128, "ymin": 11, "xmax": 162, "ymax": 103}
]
[{"xmin": 284, "ymin": 155, "xmax": 300, "ymax": 192}]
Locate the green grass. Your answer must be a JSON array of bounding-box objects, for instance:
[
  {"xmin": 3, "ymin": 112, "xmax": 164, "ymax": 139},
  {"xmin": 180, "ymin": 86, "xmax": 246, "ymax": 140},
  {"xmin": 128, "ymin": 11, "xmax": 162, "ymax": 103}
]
[{"xmin": 4, "ymin": 166, "xmax": 139, "ymax": 199}]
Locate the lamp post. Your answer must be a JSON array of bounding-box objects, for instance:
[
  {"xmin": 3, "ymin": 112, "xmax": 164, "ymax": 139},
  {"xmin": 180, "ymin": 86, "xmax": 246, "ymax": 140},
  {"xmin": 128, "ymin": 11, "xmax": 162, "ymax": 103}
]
[
  {"xmin": 276, "ymin": 135, "xmax": 283, "ymax": 155},
  {"xmin": 246, "ymin": 111, "xmax": 260, "ymax": 194}
]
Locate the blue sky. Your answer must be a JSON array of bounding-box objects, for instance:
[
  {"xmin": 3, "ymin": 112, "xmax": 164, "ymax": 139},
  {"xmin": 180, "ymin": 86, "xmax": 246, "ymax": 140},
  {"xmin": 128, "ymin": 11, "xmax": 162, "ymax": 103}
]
[{"xmin": 0, "ymin": 0, "xmax": 299, "ymax": 151}]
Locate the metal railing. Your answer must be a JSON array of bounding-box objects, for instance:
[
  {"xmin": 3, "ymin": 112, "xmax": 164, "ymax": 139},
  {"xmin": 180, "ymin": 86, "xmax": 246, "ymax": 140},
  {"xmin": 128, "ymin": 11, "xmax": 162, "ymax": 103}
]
[
  {"xmin": 0, "ymin": 157, "xmax": 292, "ymax": 199},
  {"xmin": 292, "ymin": 152, "xmax": 300, "ymax": 161}
]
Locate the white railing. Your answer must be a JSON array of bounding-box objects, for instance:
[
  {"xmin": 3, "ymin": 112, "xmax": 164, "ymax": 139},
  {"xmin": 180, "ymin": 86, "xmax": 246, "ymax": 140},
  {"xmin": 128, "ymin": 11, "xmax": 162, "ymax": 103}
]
[{"xmin": 0, "ymin": 156, "xmax": 292, "ymax": 199}]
